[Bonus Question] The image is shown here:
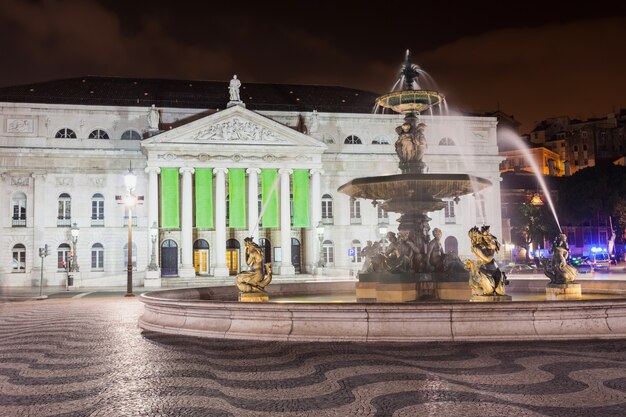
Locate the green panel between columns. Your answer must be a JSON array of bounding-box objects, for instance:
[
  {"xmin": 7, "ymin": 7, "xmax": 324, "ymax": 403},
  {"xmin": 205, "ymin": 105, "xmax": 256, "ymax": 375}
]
[
  {"xmin": 292, "ymin": 169, "xmax": 310, "ymax": 227},
  {"xmin": 160, "ymin": 168, "xmax": 179, "ymax": 228},
  {"xmin": 261, "ymin": 168, "xmax": 279, "ymax": 228},
  {"xmin": 195, "ymin": 168, "xmax": 213, "ymax": 229},
  {"xmin": 228, "ymin": 168, "xmax": 246, "ymax": 229}
]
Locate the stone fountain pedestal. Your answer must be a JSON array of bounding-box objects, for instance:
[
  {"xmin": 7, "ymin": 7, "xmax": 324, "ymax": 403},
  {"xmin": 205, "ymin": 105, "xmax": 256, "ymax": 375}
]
[
  {"xmin": 546, "ymin": 283, "xmax": 582, "ymax": 300},
  {"xmin": 239, "ymin": 292, "xmax": 269, "ymax": 302},
  {"xmin": 356, "ymin": 272, "xmax": 470, "ymax": 303},
  {"xmin": 470, "ymin": 295, "xmax": 512, "ymax": 302}
]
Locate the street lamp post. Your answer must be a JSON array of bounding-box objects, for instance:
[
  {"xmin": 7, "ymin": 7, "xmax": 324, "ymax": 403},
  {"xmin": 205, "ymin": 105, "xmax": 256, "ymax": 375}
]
[
  {"xmin": 147, "ymin": 221, "xmax": 158, "ymax": 271},
  {"xmin": 70, "ymin": 223, "xmax": 80, "ymax": 272},
  {"xmin": 316, "ymin": 220, "xmax": 325, "ymax": 268},
  {"xmin": 124, "ymin": 167, "xmax": 137, "ymax": 297},
  {"xmin": 37, "ymin": 244, "xmax": 49, "ymax": 300}
]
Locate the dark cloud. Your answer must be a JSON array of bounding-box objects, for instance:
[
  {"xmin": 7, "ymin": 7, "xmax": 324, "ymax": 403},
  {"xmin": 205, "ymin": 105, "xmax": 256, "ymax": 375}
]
[{"xmin": 0, "ymin": 0, "xmax": 625, "ymax": 133}]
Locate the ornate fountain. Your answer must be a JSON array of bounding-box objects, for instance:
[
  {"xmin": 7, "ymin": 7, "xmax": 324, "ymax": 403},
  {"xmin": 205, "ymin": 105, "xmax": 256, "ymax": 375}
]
[{"xmin": 338, "ymin": 51, "xmax": 493, "ymax": 302}]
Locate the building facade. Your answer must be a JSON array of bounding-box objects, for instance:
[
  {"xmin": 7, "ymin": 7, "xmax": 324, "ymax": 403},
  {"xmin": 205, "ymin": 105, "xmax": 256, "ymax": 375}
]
[{"xmin": 0, "ymin": 77, "xmax": 503, "ymax": 287}]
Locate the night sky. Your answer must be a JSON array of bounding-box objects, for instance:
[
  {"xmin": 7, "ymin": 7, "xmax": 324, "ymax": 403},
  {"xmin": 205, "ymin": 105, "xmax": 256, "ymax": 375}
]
[{"xmin": 1, "ymin": 0, "xmax": 625, "ymax": 133}]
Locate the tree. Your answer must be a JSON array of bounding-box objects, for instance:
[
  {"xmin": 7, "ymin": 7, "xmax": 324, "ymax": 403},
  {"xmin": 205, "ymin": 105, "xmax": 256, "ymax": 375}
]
[{"xmin": 510, "ymin": 201, "xmax": 559, "ymax": 262}]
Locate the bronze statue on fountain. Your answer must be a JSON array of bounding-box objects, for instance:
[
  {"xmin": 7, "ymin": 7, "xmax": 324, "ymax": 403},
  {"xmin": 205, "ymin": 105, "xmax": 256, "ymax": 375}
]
[
  {"xmin": 465, "ymin": 225, "xmax": 511, "ymax": 301},
  {"xmin": 235, "ymin": 237, "xmax": 272, "ymax": 302}
]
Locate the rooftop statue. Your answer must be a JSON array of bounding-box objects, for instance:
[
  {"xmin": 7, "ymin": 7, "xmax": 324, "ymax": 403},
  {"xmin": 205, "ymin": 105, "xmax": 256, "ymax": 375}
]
[
  {"xmin": 147, "ymin": 104, "xmax": 160, "ymax": 130},
  {"xmin": 543, "ymin": 234, "xmax": 578, "ymax": 284},
  {"xmin": 465, "ymin": 225, "xmax": 509, "ymax": 296},
  {"xmin": 229, "ymin": 75, "xmax": 241, "ymax": 102},
  {"xmin": 235, "ymin": 237, "xmax": 272, "ymax": 293}
]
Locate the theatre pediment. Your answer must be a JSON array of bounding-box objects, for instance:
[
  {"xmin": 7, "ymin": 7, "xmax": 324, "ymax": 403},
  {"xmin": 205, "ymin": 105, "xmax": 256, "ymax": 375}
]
[{"xmin": 142, "ymin": 105, "xmax": 325, "ymax": 150}]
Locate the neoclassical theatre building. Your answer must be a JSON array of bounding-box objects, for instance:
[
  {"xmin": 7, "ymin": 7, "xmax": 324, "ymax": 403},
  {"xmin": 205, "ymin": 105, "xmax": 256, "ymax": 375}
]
[{"xmin": 0, "ymin": 76, "xmax": 503, "ymax": 287}]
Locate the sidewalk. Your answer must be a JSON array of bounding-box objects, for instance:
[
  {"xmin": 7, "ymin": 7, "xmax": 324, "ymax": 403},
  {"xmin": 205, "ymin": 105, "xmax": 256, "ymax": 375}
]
[{"xmin": 0, "ymin": 273, "xmax": 356, "ymax": 301}]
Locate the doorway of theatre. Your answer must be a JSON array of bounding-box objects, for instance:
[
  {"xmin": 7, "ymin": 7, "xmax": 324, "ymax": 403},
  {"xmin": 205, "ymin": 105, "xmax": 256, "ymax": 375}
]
[
  {"xmin": 291, "ymin": 237, "xmax": 301, "ymax": 273},
  {"xmin": 161, "ymin": 239, "xmax": 178, "ymax": 276},
  {"xmin": 226, "ymin": 238, "xmax": 240, "ymax": 275},
  {"xmin": 194, "ymin": 239, "xmax": 210, "ymax": 275}
]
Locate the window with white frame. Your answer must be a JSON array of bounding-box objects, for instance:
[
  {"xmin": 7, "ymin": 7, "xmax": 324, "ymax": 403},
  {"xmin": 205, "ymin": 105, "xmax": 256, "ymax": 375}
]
[
  {"xmin": 321, "ymin": 194, "xmax": 333, "ymax": 223},
  {"xmin": 91, "ymin": 193, "xmax": 104, "ymax": 226},
  {"xmin": 12, "ymin": 244, "xmax": 26, "ymax": 272},
  {"xmin": 350, "ymin": 197, "xmax": 361, "ymax": 224},
  {"xmin": 88, "ymin": 129, "xmax": 109, "ymax": 139},
  {"xmin": 351, "ymin": 239, "xmax": 362, "ymax": 263},
  {"xmin": 344, "ymin": 135, "xmax": 362, "ymax": 144},
  {"xmin": 123, "ymin": 242, "xmax": 137, "ymax": 270},
  {"xmin": 372, "ymin": 136, "xmax": 389, "ymax": 144},
  {"xmin": 377, "ymin": 205, "xmax": 388, "ymax": 223},
  {"xmin": 444, "ymin": 200, "xmax": 456, "ymax": 224},
  {"xmin": 58, "ymin": 193, "xmax": 71, "ymax": 226},
  {"xmin": 57, "ymin": 243, "xmax": 70, "ymax": 270},
  {"xmin": 322, "ymin": 240, "xmax": 334, "ymax": 264},
  {"xmin": 91, "ymin": 243, "xmax": 104, "ymax": 270},
  {"xmin": 55, "ymin": 128, "xmax": 77, "ymax": 138},
  {"xmin": 121, "ymin": 130, "xmax": 142, "ymax": 140},
  {"xmin": 12, "ymin": 192, "xmax": 26, "ymax": 227}
]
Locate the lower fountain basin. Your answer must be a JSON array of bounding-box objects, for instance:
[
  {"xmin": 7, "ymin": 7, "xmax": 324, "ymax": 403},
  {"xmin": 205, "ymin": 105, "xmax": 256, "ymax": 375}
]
[{"xmin": 138, "ymin": 280, "xmax": 626, "ymax": 343}]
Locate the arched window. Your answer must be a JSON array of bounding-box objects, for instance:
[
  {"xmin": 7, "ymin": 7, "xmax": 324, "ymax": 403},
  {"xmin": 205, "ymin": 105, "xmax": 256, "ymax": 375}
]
[
  {"xmin": 439, "ymin": 137, "xmax": 455, "ymax": 146},
  {"xmin": 372, "ymin": 136, "xmax": 389, "ymax": 145},
  {"xmin": 55, "ymin": 128, "xmax": 77, "ymax": 139},
  {"xmin": 321, "ymin": 194, "xmax": 333, "ymax": 224},
  {"xmin": 322, "ymin": 240, "xmax": 334, "ymax": 264},
  {"xmin": 12, "ymin": 244, "xmax": 26, "ymax": 272},
  {"xmin": 58, "ymin": 193, "xmax": 71, "ymax": 226},
  {"xmin": 344, "ymin": 135, "xmax": 362, "ymax": 144},
  {"xmin": 57, "ymin": 243, "xmax": 71, "ymax": 270},
  {"xmin": 350, "ymin": 197, "xmax": 361, "ymax": 224},
  {"xmin": 351, "ymin": 239, "xmax": 362, "ymax": 263},
  {"xmin": 193, "ymin": 239, "xmax": 209, "ymax": 249},
  {"xmin": 123, "ymin": 242, "xmax": 137, "ymax": 270},
  {"xmin": 12, "ymin": 192, "xmax": 27, "ymax": 227},
  {"xmin": 91, "ymin": 193, "xmax": 104, "ymax": 226},
  {"xmin": 88, "ymin": 129, "xmax": 109, "ymax": 139},
  {"xmin": 444, "ymin": 236, "xmax": 458, "ymax": 254},
  {"xmin": 121, "ymin": 130, "xmax": 142, "ymax": 140},
  {"xmin": 91, "ymin": 243, "xmax": 104, "ymax": 270}
]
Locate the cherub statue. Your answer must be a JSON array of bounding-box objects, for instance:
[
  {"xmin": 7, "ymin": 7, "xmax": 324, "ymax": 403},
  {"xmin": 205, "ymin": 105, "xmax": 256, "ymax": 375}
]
[
  {"xmin": 543, "ymin": 234, "xmax": 578, "ymax": 284},
  {"xmin": 426, "ymin": 228, "xmax": 444, "ymax": 272},
  {"xmin": 465, "ymin": 225, "xmax": 508, "ymax": 296},
  {"xmin": 414, "ymin": 122, "xmax": 427, "ymax": 162},
  {"xmin": 394, "ymin": 122, "xmax": 416, "ymax": 163},
  {"xmin": 235, "ymin": 237, "xmax": 272, "ymax": 293}
]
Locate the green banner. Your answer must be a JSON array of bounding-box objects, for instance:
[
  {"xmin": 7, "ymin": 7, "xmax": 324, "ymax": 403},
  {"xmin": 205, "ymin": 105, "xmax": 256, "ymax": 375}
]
[
  {"xmin": 261, "ymin": 168, "xmax": 279, "ymax": 228},
  {"xmin": 292, "ymin": 169, "xmax": 309, "ymax": 227},
  {"xmin": 228, "ymin": 168, "xmax": 246, "ymax": 229},
  {"xmin": 161, "ymin": 168, "xmax": 179, "ymax": 228},
  {"xmin": 195, "ymin": 168, "xmax": 213, "ymax": 228}
]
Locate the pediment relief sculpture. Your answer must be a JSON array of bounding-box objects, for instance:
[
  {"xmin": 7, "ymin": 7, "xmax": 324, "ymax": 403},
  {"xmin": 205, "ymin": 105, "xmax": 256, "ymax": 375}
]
[{"xmin": 190, "ymin": 117, "xmax": 287, "ymax": 144}]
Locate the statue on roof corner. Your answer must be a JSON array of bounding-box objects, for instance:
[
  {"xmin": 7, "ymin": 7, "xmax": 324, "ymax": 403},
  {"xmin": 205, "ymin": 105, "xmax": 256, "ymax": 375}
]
[
  {"xmin": 229, "ymin": 75, "xmax": 241, "ymax": 102},
  {"xmin": 147, "ymin": 104, "xmax": 160, "ymax": 130}
]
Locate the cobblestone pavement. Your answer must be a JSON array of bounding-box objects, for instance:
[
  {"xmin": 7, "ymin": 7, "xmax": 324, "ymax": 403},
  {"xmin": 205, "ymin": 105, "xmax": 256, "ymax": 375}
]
[{"xmin": 1, "ymin": 298, "xmax": 626, "ymax": 416}]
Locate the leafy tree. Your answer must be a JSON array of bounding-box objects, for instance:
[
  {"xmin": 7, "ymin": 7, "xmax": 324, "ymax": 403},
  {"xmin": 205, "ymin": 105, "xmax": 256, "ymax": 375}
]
[{"xmin": 510, "ymin": 201, "xmax": 559, "ymax": 261}]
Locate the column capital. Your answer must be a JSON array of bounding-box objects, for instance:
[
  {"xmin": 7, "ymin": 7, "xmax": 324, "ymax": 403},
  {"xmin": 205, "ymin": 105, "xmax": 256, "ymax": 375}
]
[
  {"xmin": 30, "ymin": 172, "xmax": 48, "ymax": 179},
  {"xmin": 214, "ymin": 167, "xmax": 229, "ymax": 175},
  {"xmin": 246, "ymin": 168, "xmax": 261, "ymax": 175},
  {"xmin": 179, "ymin": 167, "xmax": 195, "ymax": 175},
  {"xmin": 278, "ymin": 168, "xmax": 293, "ymax": 176},
  {"xmin": 145, "ymin": 166, "xmax": 161, "ymax": 174},
  {"xmin": 309, "ymin": 168, "xmax": 324, "ymax": 176}
]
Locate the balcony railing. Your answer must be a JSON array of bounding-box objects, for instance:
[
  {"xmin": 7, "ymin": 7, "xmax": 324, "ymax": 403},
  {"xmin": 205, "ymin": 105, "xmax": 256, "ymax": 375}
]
[
  {"xmin": 445, "ymin": 216, "xmax": 456, "ymax": 224},
  {"xmin": 123, "ymin": 216, "xmax": 138, "ymax": 227},
  {"xmin": 12, "ymin": 218, "xmax": 26, "ymax": 227},
  {"xmin": 350, "ymin": 217, "xmax": 362, "ymax": 225},
  {"xmin": 57, "ymin": 218, "xmax": 71, "ymax": 227},
  {"xmin": 91, "ymin": 218, "xmax": 105, "ymax": 227},
  {"xmin": 322, "ymin": 217, "xmax": 334, "ymax": 225}
]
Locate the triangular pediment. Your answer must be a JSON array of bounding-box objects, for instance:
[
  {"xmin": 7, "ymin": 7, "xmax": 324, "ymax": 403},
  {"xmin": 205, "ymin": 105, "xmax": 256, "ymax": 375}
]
[{"xmin": 142, "ymin": 105, "xmax": 326, "ymax": 150}]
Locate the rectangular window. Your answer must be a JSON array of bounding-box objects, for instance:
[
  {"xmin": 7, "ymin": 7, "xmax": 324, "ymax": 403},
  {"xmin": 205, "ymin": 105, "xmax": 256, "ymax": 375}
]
[
  {"xmin": 91, "ymin": 250, "xmax": 104, "ymax": 269},
  {"xmin": 583, "ymin": 230, "xmax": 591, "ymax": 245},
  {"xmin": 58, "ymin": 250, "xmax": 69, "ymax": 270},
  {"xmin": 322, "ymin": 201, "xmax": 333, "ymax": 219},
  {"xmin": 12, "ymin": 250, "xmax": 25, "ymax": 272},
  {"xmin": 444, "ymin": 201, "xmax": 456, "ymax": 224},
  {"xmin": 323, "ymin": 246, "xmax": 334, "ymax": 264},
  {"xmin": 92, "ymin": 200, "xmax": 104, "ymax": 219}
]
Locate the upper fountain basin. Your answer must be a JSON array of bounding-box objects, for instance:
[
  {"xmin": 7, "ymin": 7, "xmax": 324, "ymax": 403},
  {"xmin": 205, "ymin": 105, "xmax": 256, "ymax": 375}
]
[
  {"xmin": 338, "ymin": 173, "xmax": 492, "ymax": 211},
  {"xmin": 377, "ymin": 90, "xmax": 445, "ymax": 114}
]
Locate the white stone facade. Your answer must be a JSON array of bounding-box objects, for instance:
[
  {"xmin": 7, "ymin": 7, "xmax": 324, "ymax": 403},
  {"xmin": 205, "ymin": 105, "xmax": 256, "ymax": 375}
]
[{"xmin": 0, "ymin": 100, "xmax": 502, "ymax": 287}]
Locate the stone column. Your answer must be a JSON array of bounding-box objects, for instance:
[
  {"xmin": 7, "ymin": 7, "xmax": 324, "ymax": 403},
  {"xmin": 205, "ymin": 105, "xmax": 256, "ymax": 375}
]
[
  {"xmin": 278, "ymin": 168, "xmax": 295, "ymax": 275},
  {"xmin": 145, "ymin": 167, "xmax": 161, "ymax": 284},
  {"xmin": 246, "ymin": 168, "xmax": 261, "ymax": 242},
  {"xmin": 307, "ymin": 169, "xmax": 322, "ymax": 273},
  {"xmin": 179, "ymin": 167, "xmax": 195, "ymax": 278},
  {"xmin": 214, "ymin": 168, "xmax": 229, "ymax": 277}
]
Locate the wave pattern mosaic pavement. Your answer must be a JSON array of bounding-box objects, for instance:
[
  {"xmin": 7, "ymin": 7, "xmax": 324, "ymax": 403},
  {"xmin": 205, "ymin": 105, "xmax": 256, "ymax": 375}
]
[{"xmin": 1, "ymin": 298, "xmax": 626, "ymax": 416}]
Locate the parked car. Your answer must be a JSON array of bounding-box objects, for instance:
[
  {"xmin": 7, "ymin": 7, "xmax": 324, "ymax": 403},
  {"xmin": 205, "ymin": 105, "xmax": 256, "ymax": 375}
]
[
  {"xmin": 502, "ymin": 263, "xmax": 537, "ymax": 274},
  {"xmin": 569, "ymin": 256, "xmax": 592, "ymax": 273},
  {"xmin": 591, "ymin": 253, "xmax": 611, "ymax": 270}
]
